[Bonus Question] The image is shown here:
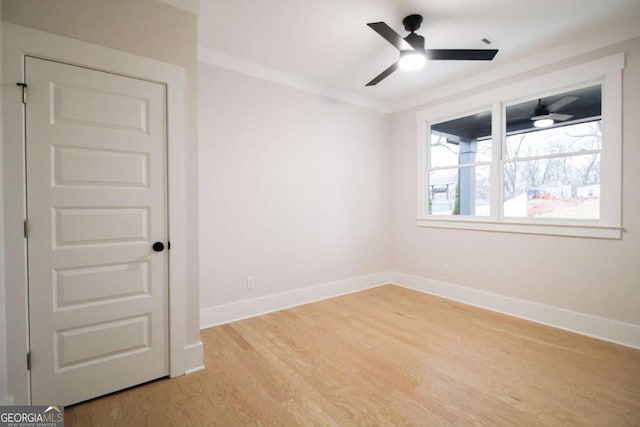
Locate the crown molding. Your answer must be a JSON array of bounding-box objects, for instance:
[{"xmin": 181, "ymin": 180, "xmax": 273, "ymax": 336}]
[
  {"xmin": 198, "ymin": 17, "xmax": 639, "ymax": 115},
  {"xmin": 198, "ymin": 47, "xmax": 391, "ymax": 114}
]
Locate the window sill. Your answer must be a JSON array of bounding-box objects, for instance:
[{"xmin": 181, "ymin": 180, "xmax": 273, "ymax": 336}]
[{"xmin": 416, "ymin": 218, "xmax": 623, "ymax": 239}]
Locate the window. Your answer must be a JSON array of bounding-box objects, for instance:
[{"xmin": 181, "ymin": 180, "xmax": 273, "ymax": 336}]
[
  {"xmin": 428, "ymin": 110, "xmax": 492, "ymax": 217},
  {"xmin": 503, "ymin": 85, "xmax": 601, "ymax": 220},
  {"xmin": 416, "ymin": 54, "xmax": 623, "ymax": 238}
]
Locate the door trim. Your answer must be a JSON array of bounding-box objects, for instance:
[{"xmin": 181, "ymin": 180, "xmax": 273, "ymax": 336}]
[{"xmin": 2, "ymin": 23, "xmax": 201, "ymax": 404}]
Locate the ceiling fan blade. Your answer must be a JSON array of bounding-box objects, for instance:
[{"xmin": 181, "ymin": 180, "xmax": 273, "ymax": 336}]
[
  {"xmin": 365, "ymin": 62, "xmax": 399, "ymax": 86},
  {"xmin": 531, "ymin": 114, "xmax": 550, "ymax": 121},
  {"xmin": 531, "ymin": 113, "xmax": 573, "ymax": 122},
  {"xmin": 367, "ymin": 22, "xmax": 413, "ymax": 51},
  {"xmin": 548, "ymin": 96, "xmax": 578, "ymax": 112},
  {"xmin": 549, "ymin": 113, "xmax": 573, "ymax": 121},
  {"xmin": 425, "ymin": 49, "xmax": 498, "ymax": 60}
]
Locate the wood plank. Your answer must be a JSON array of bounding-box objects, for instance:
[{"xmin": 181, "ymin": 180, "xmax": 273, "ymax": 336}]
[{"xmin": 65, "ymin": 285, "xmax": 640, "ymax": 426}]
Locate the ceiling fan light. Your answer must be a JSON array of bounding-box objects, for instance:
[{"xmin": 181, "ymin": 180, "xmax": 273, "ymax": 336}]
[
  {"xmin": 533, "ymin": 118, "xmax": 554, "ymax": 128},
  {"xmin": 398, "ymin": 51, "xmax": 426, "ymax": 71}
]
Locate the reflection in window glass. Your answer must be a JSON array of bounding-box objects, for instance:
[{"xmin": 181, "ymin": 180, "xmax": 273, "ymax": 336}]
[{"xmin": 503, "ymin": 85, "xmax": 602, "ymax": 220}]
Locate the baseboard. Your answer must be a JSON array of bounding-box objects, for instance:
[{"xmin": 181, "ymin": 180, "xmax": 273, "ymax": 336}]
[
  {"xmin": 198, "ymin": 269, "xmax": 640, "ymax": 350},
  {"xmin": 200, "ymin": 271, "xmax": 392, "ymax": 329},
  {"xmin": 183, "ymin": 341, "xmax": 204, "ymax": 374},
  {"xmin": 392, "ymin": 271, "xmax": 640, "ymax": 350}
]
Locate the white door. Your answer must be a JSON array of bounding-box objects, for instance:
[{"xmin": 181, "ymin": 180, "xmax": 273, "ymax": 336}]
[{"xmin": 25, "ymin": 57, "xmax": 169, "ymax": 405}]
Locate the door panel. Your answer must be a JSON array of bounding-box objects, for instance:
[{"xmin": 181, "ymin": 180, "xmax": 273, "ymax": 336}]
[
  {"xmin": 52, "ymin": 83, "xmax": 150, "ymax": 133},
  {"xmin": 56, "ymin": 315, "xmax": 150, "ymax": 368},
  {"xmin": 53, "ymin": 207, "xmax": 149, "ymax": 246},
  {"xmin": 52, "ymin": 146, "xmax": 149, "ymax": 187},
  {"xmin": 54, "ymin": 261, "xmax": 150, "ymax": 307},
  {"xmin": 26, "ymin": 57, "xmax": 169, "ymax": 405}
]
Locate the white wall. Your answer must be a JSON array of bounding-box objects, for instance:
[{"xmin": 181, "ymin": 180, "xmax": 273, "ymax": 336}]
[
  {"xmin": 198, "ymin": 63, "xmax": 391, "ymax": 313},
  {"xmin": 390, "ymin": 37, "xmax": 640, "ymax": 327},
  {"xmin": 0, "ymin": 5, "xmax": 8, "ymax": 406}
]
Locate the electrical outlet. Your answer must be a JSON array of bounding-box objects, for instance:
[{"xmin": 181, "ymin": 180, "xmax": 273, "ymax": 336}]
[
  {"xmin": 442, "ymin": 263, "xmax": 449, "ymax": 275},
  {"xmin": 247, "ymin": 276, "xmax": 256, "ymax": 290}
]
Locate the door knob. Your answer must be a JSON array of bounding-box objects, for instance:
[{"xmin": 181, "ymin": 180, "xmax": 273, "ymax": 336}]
[{"xmin": 152, "ymin": 242, "xmax": 165, "ymax": 252}]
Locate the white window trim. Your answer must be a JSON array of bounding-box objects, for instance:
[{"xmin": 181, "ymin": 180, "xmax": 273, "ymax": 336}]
[{"xmin": 416, "ymin": 53, "xmax": 624, "ymax": 239}]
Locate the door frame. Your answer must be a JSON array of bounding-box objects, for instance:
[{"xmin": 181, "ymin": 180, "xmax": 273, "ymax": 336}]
[{"xmin": 2, "ymin": 23, "xmax": 192, "ymax": 404}]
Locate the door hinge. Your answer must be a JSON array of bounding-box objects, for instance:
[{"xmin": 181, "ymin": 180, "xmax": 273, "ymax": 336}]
[
  {"xmin": 27, "ymin": 352, "xmax": 31, "ymax": 370},
  {"xmin": 24, "ymin": 220, "xmax": 28, "ymax": 238},
  {"xmin": 16, "ymin": 82, "xmax": 28, "ymax": 104}
]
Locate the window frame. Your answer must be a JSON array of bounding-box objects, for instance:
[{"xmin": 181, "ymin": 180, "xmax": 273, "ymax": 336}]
[
  {"xmin": 426, "ymin": 105, "xmax": 494, "ymax": 217},
  {"xmin": 416, "ymin": 54, "xmax": 624, "ymax": 239}
]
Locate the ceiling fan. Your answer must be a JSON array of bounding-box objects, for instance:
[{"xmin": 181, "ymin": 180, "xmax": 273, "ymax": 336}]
[
  {"xmin": 531, "ymin": 96, "xmax": 577, "ymax": 127},
  {"xmin": 366, "ymin": 14, "xmax": 498, "ymax": 86}
]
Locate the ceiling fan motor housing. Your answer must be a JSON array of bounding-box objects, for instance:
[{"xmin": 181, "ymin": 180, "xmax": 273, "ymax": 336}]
[
  {"xmin": 534, "ymin": 100, "xmax": 550, "ymax": 117},
  {"xmin": 403, "ymin": 14, "xmax": 423, "ymax": 32},
  {"xmin": 365, "ymin": 13, "xmax": 498, "ymax": 86}
]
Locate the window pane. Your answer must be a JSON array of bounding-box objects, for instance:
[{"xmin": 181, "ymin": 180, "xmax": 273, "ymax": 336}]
[
  {"xmin": 430, "ymin": 110, "xmax": 492, "ymax": 168},
  {"xmin": 430, "ymin": 134, "xmax": 459, "ymax": 168},
  {"xmin": 503, "ymin": 154, "xmax": 600, "ymax": 219},
  {"xmin": 476, "ymin": 137, "xmax": 493, "ymax": 163},
  {"xmin": 505, "ymin": 120, "xmax": 602, "ymax": 160},
  {"xmin": 505, "ymin": 84, "xmax": 601, "ymax": 159},
  {"xmin": 429, "ymin": 165, "xmax": 490, "ymax": 216}
]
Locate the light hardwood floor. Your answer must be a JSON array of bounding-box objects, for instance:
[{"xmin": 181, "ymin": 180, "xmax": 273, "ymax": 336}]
[{"xmin": 65, "ymin": 285, "xmax": 640, "ymax": 426}]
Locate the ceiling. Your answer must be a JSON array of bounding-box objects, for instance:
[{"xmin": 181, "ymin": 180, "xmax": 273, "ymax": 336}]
[{"xmin": 198, "ymin": 0, "xmax": 640, "ymax": 108}]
